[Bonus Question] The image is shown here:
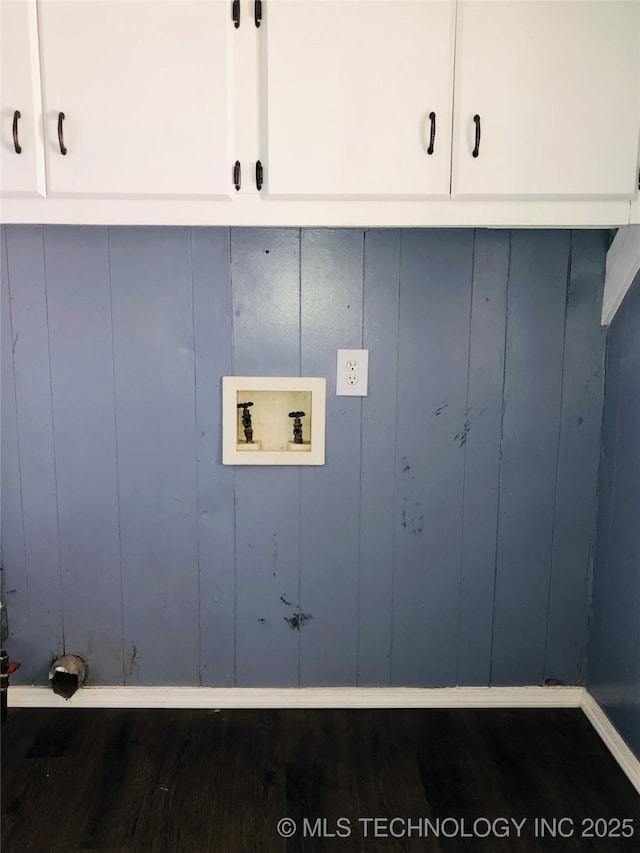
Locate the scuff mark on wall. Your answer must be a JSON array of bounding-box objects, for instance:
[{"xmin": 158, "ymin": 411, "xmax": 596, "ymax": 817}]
[
  {"xmin": 454, "ymin": 405, "xmax": 488, "ymax": 447},
  {"xmin": 125, "ymin": 643, "xmax": 138, "ymax": 678},
  {"xmin": 273, "ymin": 534, "xmax": 278, "ymax": 578},
  {"xmin": 284, "ymin": 613, "xmax": 312, "ymax": 630},
  {"xmin": 402, "ymin": 497, "xmax": 423, "ymax": 535}
]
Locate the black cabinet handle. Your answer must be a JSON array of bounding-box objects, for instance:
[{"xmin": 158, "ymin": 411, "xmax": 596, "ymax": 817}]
[
  {"xmin": 12, "ymin": 110, "xmax": 22, "ymax": 154},
  {"xmin": 233, "ymin": 160, "xmax": 241, "ymax": 191},
  {"xmin": 232, "ymin": 0, "xmax": 240, "ymax": 28},
  {"xmin": 255, "ymin": 0, "xmax": 262, "ymax": 27},
  {"xmin": 58, "ymin": 112, "xmax": 67, "ymax": 155},
  {"xmin": 427, "ymin": 111, "xmax": 436, "ymax": 155},
  {"xmin": 255, "ymin": 160, "xmax": 263, "ymax": 190},
  {"xmin": 472, "ymin": 114, "xmax": 481, "ymax": 158}
]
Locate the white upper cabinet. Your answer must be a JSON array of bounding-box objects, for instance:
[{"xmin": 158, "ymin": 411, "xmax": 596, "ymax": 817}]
[
  {"xmin": 261, "ymin": 0, "xmax": 455, "ymax": 199},
  {"xmin": 452, "ymin": 1, "xmax": 640, "ymax": 200},
  {"xmin": 1, "ymin": 0, "xmax": 46, "ymax": 197},
  {"xmin": 37, "ymin": 0, "xmax": 233, "ymax": 198}
]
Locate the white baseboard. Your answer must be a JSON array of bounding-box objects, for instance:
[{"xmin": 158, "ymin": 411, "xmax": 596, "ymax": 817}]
[
  {"xmin": 581, "ymin": 691, "xmax": 640, "ymax": 796},
  {"xmin": 9, "ymin": 684, "xmax": 583, "ymax": 709}
]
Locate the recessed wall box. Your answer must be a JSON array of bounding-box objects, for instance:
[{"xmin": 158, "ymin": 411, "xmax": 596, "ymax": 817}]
[{"xmin": 222, "ymin": 376, "xmax": 326, "ymax": 465}]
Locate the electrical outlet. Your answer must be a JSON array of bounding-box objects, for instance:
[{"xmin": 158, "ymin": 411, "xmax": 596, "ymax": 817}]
[{"xmin": 336, "ymin": 348, "xmax": 368, "ymax": 396}]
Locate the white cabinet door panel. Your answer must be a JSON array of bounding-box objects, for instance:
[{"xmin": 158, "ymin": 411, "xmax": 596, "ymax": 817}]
[
  {"xmin": 452, "ymin": 1, "xmax": 640, "ymax": 200},
  {"xmin": 38, "ymin": 0, "xmax": 233, "ymax": 198},
  {"xmin": 263, "ymin": 0, "xmax": 455, "ymax": 199},
  {"xmin": 1, "ymin": 0, "xmax": 46, "ymax": 198}
]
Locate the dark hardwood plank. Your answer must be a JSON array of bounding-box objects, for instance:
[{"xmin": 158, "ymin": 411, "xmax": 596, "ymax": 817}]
[{"xmin": 2, "ymin": 708, "xmax": 639, "ymax": 852}]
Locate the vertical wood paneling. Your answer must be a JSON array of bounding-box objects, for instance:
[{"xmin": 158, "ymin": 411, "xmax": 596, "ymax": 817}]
[
  {"xmin": 4, "ymin": 226, "xmax": 63, "ymax": 683},
  {"xmin": 43, "ymin": 227, "xmax": 123, "ymax": 683},
  {"xmin": 457, "ymin": 230, "xmax": 510, "ymax": 685},
  {"xmin": 545, "ymin": 231, "xmax": 608, "ymax": 685},
  {"xmin": 629, "ymin": 596, "xmax": 640, "ymax": 754},
  {"xmin": 231, "ymin": 229, "xmax": 301, "ymax": 686},
  {"xmin": 613, "ymin": 284, "xmax": 640, "ymax": 741},
  {"xmin": 300, "ymin": 230, "xmax": 363, "ymax": 686},
  {"xmin": 588, "ymin": 294, "xmax": 627, "ymax": 693},
  {"xmin": 1, "ymin": 228, "xmax": 32, "ymax": 682},
  {"xmin": 392, "ymin": 230, "xmax": 473, "ymax": 686},
  {"xmin": 191, "ymin": 228, "xmax": 236, "ymax": 686},
  {"xmin": 492, "ymin": 230, "xmax": 569, "ymax": 685},
  {"xmin": 589, "ymin": 274, "xmax": 640, "ymax": 747},
  {"xmin": 109, "ymin": 227, "xmax": 198, "ymax": 685},
  {"xmin": 0, "ymin": 226, "xmax": 612, "ymax": 691},
  {"xmin": 358, "ymin": 230, "xmax": 400, "ymax": 685}
]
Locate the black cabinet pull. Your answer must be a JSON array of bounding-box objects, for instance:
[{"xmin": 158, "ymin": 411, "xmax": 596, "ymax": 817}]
[
  {"xmin": 255, "ymin": 159, "xmax": 263, "ymax": 190},
  {"xmin": 233, "ymin": 160, "xmax": 241, "ymax": 191},
  {"xmin": 58, "ymin": 112, "xmax": 67, "ymax": 155},
  {"xmin": 472, "ymin": 114, "xmax": 481, "ymax": 158},
  {"xmin": 255, "ymin": 0, "xmax": 262, "ymax": 27},
  {"xmin": 232, "ymin": 0, "xmax": 240, "ymax": 27},
  {"xmin": 427, "ymin": 111, "xmax": 436, "ymax": 155},
  {"xmin": 12, "ymin": 110, "xmax": 22, "ymax": 154}
]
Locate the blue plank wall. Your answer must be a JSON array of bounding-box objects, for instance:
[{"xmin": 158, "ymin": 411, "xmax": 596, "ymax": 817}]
[
  {"xmin": 588, "ymin": 268, "xmax": 640, "ymax": 759},
  {"xmin": 0, "ymin": 226, "xmax": 608, "ymax": 688}
]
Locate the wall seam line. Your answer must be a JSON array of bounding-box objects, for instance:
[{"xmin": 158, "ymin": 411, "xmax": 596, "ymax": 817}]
[
  {"xmin": 488, "ymin": 231, "xmax": 512, "ymax": 685},
  {"xmin": 356, "ymin": 230, "xmax": 365, "ymax": 685},
  {"xmin": 542, "ymin": 230, "xmax": 573, "ymax": 681},
  {"xmin": 106, "ymin": 227, "xmax": 126, "ymax": 686},
  {"xmin": 297, "ymin": 228, "xmax": 302, "ymax": 687},
  {"xmin": 229, "ymin": 228, "xmax": 238, "ymax": 687},
  {"xmin": 388, "ymin": 231, "xmax": 403, "ymax": 687},
  {"xmin": 189, "ymin": 229, "xmax": 202, "ymax": 687},
  {"xmin": 42, "ymin": 227, "xmax": 66, "ymax": 655},
  {"xmin": 456, "ymin": 229, "xmax": 476, "ymax": 685}
]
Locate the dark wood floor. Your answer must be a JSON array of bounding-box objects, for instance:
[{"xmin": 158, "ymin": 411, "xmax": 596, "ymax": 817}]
[{"xmin": 2, "ymin": 707, "xmax": 639, "ymax": 852}]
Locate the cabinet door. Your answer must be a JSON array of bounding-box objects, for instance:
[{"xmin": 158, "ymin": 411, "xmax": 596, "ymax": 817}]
[
  {"xmin": 452, "ymin": 1, "xmax": 640, "ymax": 199},
  {"xmin": 38, "ymin": 0, "xmax": 233, "ymax": 198},
  {"xmin": 262, "ymin": 0, "xmax": 455, "ymax": 199},
  {"xmin": 1, "ymin": 0, "xmax": 46, "ymax": 197}
]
